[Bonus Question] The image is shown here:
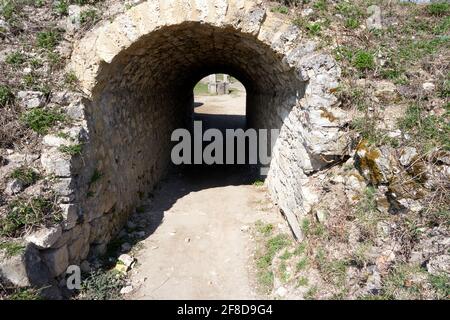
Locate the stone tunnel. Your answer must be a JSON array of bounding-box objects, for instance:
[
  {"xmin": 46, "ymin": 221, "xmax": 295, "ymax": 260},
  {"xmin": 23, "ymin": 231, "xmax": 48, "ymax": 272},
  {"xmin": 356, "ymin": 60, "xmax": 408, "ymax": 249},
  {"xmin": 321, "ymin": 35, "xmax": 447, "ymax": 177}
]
[{"xmin": 8, "ymin": 0, "xmax": 350, "ymax": 287}]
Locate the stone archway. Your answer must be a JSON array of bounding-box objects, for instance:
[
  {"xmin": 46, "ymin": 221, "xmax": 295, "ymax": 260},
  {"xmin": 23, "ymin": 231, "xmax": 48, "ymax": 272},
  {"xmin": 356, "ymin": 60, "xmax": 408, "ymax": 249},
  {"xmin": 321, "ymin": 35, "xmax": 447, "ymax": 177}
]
[{"xmin": 16, "ymin": 0, "xmax": 349, "ymax": 286}]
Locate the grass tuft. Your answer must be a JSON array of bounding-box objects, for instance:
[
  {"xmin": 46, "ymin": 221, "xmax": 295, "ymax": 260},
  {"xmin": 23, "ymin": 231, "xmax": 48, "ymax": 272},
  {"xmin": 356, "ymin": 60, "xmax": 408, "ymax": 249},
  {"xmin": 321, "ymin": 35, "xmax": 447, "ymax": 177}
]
[{"xmin": 21, "ymin": 108, "xmax": 66, "ymax": 134}]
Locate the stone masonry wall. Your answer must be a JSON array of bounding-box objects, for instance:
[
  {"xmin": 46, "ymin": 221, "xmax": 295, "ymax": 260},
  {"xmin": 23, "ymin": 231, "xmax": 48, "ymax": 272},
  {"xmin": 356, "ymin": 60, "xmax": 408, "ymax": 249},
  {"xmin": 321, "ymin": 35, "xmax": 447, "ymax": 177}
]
[{"xmin": 1, "ymin": 0, "xmax": 351, "ymax": 293}]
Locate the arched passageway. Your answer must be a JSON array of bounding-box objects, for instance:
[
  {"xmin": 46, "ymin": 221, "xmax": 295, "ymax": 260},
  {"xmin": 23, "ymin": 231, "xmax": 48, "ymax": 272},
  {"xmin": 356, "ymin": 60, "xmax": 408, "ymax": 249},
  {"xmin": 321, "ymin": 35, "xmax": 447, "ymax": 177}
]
[{"xmin": 31, "ymin": 0, "xmax": 348, "ymax": 283}]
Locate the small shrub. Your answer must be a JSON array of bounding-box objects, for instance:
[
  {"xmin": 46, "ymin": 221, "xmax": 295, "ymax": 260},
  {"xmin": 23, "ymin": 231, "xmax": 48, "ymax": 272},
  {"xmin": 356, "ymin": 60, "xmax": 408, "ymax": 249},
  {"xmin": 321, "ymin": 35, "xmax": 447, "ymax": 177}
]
[
  {"xmin": 64, "ymin": 71, "xmax": 78, "ymax": 86},
  {"xmin": 398, "ymin": 104, "xmax": 450, "ymax": 151},
  {"xmin": 266, "ymin": 234, "xmax": 290, "ymax": 257},
  {"xmin": 382, "ymin": 264, "xmax": 426, "ymax": 299},
  {"xmin": 306, "ymin": 23, "xmax": 322, "ymax": 36},
  {"xmin": 253, "ymin": 179, "xmax": 264, "ymax": 187},
  {"xmin": 7, "ymin": 288, "xmax": 41, "ymax": 300},
  {"xmin": 0, "ymin": 0, "xmax": 17, "ymax": 21},
  {"xmin": 30, "ymin": 58, "xmax": 43, "ymax": 69},
  {"xmin": 319, "ymin": 258, "xmax": 348, "ymax": 287},
  {"xmin": 10, "ymin": 166, "xmax": 40, "ymax": 186},
  {"xmin": 345, "ymin": 18, "xmax": 359, "ymax": 29},
  {"xmin": 313, "ymin": 0, "xmax": 327, "ymax": 11},
  {"xmin": 6, "ymin": 51, "xmax": 26, "ymax": 66},
  {"xmin": 271, "ymin": 5, "xmax": 289, "ymax": 14},
  {"xmin": 0, "ymin": 196, "xmax": 62, "ymax": 237},
  {"xmin": 304, "ymin": 285, "xmax": 318, "ymax": 299},
  {"xmin": 0, "ymin": 241, "xmax": 25, "ymax": 257},
  {"xmin": 352, "ymin": 117, "xmax": 398, "ymax": 147},
  {"xmin": 296, "ymin": 257, "xmax": 308, "ymax": 271},
  {"xmin": 354, "ymin": 186, "xmax": 384, "ymax": 239},
  {"xmin": 56, "ymin": 131, "xmax": 71, "ymax": 139},
  {"xmin": 427, "ymin": 2, "xmax": 450, "ymax": 16},
  {"xmin": 433, "ymin": 16, "xmax": 450, "ymax": 34},
  {"xmin": 33, "ymin": 0, "xmax": 44, "ymax": 8},
  {"xmin": 59, "ymin": 144, "xmax": 83, "ymax": 156},
  {"xmin": 21, "ymin": 108, "xmax": 66, "ymax": 134},
  {"xmin": 292, "ymin": 17, "xmax": 305, "ymax": 29},
  {"xmin": 256, "ymin": 221, "xmax": 274, "ymax": 236},
  {"xmin": 80, "ymin": 9, "xmax": 99, "ymax": 26},
  {"xmin": 298, "ymin": 277, "xmax": 309, "ymax": 287},
  {"xmin": 47, "ymin": 52, "xmax": 61, "ymax": 66},
  {"xmin": 353, "ymin": 50, "xmax": 375, "ymax": 71},
  {"xmin": 54, "ymin": 0, "xmax": 69, "ymax": 15},
  {"xmin": 256, "ymin": 233, "xmax": 291, "ymax": 292},
  {"xmin": 22, "ymin": 72, "xmax": 39, "ymax": 89},
  {"xmin": 36, "ymin": 30, "xmax": 60, "ymax": 50},
  {"xmin": 301, "ymin": 218, "xmax": 310, "ymax": 235},
  {"xmin": 0, "ymin": 85, "xmax": 14, "ymax": 107},
  {"xmin": 79, "ymin": 269, "xmax": 125, "ymax": 300},
  {"xmin": 438, "ymin": 73, "xmax": 450, "ymax": 97},
  {"xmin": 335, "ymin": 2, "xmax": 363, "ymax": 19},
  {"xmin": 429, "ymin": 273, "xmax": 450, "ymax": 299}
]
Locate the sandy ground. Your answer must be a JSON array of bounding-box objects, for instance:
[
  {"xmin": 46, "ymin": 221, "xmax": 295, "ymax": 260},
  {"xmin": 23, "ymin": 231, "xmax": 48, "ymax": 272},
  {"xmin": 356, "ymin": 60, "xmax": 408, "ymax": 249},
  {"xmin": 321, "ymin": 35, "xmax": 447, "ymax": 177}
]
[{"xmin": 127, "ymin": 82, "xmax": 285, "ymax": 300}]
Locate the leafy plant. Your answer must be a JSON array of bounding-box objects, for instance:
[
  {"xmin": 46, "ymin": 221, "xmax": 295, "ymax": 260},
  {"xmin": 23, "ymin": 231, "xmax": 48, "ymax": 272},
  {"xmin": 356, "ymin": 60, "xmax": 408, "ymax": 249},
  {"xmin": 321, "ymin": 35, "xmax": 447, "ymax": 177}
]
[
  {"xmin": 253, "ymin": 179, "xmax": 264, "ymax": 187},
  {"xmin": 398, "ymin": 104, "xmax": 450, "ymax": 151},
  {"xmin": 6, "ymin": 51, "xmax": 26, "ymax": 66},
  {"xmin": 382, "ymin": 264, "xmax": 426, "ymax": 299},
  {"xmin": 0, "ymin": 196, "xmax": 62, "ymax": 237},
  {"xmin": 306, "ymin": 23, "xmax": 322, "ymax": 36},
  {"xmin": 298, "ymin": 276, "xmax": 309, "ymax": 287},
  {"xmin": 10, "ymin": 166, "xmax": 40, "ymax": 186},
  {"xmin": 354, "ymin": 185, "xmax": 390, "ymax": 239},
  {"xmin": 80, "ymin": 9, "xmax": 99, "ymax": 26},
  {"xmin": 345, "ymin": 18, "xmax": 359, "ymax": 29},
  {"xmin": 59, "ymin": 144, "xmax": 83, "ymax": 156},
  {"xmin": 33, "ymin": 0, "xmax": 44, "ymax": 8},
  {"xmin": 36, "ymin": 30, "xmax": 60, "ymax": 50},
  {"xmin": 256, "ymin": 221, "xmax": 274, "ymax": 236},
  {"xmin": 21, "ymin": 108, "xmax": 66, "ymax": 134},
  {"xmin": 54, "ymin": 0, "xmax": 69, "ymax": 16},
  {"xmin": 256, "ymin": 233, "xmax": 291, "ymax": 292},
  {"xmin": 80, "ymin": 269, "xmax": 125, "ymax": 300},
  {"xmin": 0, "ymin": 241, "xmax": 25, "ymax": 257},
  {"xmin": 296, "ymin": 257, "xmax": 308, "ymax": 271},
  {"xmin": 427, "ymin": 2, "xmax": 450, "ymax": 16},
  {"xmin": 429, "ymin": 273, "xmax": 450, "ymax": 299},
  {"xmin": 7, "ymin": 288, "xmax": 41, "ymax": 300},
  {"xmin": 0, "ymin": 85, "xmax": 14, "ymax": 107},
  {"xmin": 304, "ymin": 285, "xmax": 318, "ymax": 299},
  {"xmin": 313, "ymin": 0, "xmax": 327, "ymax": 11},
  {"xmin": 64, "ymin": 71, "xmax": 78, "ymax": 86},
  {"xmin": 0, "ymin": 0, "xmax": 17, "ymax": 21},
  {"xmin": 353, "ymin": 50, "xmax": 375, "ymax": 71},
  {"xmin": 271, "ymin": 5, "xmax": 289, "ymax": 14}
]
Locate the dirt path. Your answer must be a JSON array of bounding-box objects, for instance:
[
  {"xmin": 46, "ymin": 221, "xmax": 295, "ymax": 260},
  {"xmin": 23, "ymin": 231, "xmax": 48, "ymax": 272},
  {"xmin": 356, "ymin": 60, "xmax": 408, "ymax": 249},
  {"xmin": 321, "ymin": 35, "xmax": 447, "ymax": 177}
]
[{"xmin": 127, "ymin": 82, "xmax": 285, "ymax": 300}]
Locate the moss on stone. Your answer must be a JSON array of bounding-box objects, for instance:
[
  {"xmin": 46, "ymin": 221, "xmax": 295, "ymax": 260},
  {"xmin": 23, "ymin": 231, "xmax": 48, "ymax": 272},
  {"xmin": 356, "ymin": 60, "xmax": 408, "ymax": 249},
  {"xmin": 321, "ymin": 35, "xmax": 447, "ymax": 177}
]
[
  {"xmin": 355, "ymin": 140, "xmax": 383, "ymax": 185},
  {"xmin": 320, "ymin": 107, "xmax": 337, "ymax": 122}
]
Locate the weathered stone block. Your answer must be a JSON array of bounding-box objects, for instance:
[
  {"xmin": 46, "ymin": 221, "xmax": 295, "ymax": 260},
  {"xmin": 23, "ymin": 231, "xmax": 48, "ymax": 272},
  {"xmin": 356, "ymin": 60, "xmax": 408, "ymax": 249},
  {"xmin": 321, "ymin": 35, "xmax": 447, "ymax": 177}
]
[
  {"xmin": 25, "ymin": 226, "xmax": 62, "ymax": 249},
  {"xmin": 42, "ymin": 245, "xmax": 69, "ymax": 277},
  {"xmin": 0, "ymin": 244, "xmax": 51, "ymax": 288}
]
